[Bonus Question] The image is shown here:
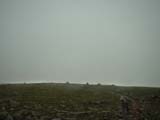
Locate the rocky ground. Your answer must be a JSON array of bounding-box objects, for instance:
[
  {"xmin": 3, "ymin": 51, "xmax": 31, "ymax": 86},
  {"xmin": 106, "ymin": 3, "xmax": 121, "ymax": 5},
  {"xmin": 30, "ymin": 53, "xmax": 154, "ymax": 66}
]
[
  {"xmin": 0, "ymin": 83, "xmax": 160, "ymax": 120},
  {"xmin": 0, "ymin": 99, "xmax": 118, "ymax": 120}
]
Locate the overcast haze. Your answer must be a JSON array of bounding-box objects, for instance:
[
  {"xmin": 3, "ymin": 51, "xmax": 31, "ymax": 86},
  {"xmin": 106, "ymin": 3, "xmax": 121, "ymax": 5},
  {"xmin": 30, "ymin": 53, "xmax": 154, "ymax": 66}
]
[{"xmin": 0, "ymin": 0, "xmax": 160, "ymax": 87}]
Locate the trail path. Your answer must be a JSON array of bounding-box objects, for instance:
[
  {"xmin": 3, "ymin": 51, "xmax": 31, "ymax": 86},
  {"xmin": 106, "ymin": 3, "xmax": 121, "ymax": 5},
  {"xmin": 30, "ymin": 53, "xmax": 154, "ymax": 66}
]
[{"xmin": 119, "ymin": 97, "xmax": 143, "ymax": 120}]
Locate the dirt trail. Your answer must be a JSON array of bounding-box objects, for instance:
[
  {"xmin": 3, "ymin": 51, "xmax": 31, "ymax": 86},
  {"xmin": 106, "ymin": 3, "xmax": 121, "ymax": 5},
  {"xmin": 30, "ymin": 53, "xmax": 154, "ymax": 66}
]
[
  {"xmin": 119, "ymin": 97, "xmax": 143, "ymax": 120},
  {"xmin": 130, "ymin": 98, "xmax": 142, "ymax": 120}
]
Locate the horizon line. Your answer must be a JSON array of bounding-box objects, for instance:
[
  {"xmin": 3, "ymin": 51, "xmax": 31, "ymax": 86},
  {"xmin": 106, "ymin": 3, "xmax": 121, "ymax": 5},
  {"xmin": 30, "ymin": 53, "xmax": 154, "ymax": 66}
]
[{"xmin": 0, "ymin": 81, "xmax": 159, "ymax": 88}]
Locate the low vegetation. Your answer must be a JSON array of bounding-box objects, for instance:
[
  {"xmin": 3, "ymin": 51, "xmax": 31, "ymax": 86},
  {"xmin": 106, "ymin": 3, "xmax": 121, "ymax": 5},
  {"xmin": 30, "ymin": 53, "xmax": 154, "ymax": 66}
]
[{"xmin": 0, "ymin": 83, "xmax": 160, "ymax": 120}]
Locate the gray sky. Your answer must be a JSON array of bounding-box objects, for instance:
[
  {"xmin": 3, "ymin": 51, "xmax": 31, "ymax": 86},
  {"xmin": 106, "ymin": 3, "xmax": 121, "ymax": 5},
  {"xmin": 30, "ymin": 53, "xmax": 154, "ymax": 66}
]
[{"xmin": 0, "ymin": 0, "xmax": 160, "ymax": 87}]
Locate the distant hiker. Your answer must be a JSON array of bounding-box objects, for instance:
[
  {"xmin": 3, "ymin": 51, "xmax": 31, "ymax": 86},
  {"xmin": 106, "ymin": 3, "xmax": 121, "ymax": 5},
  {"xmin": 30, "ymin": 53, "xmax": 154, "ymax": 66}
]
[
  {"xmin": 120, "ymin": 95, "xmax": 130, "ymax": 120},
  {"xmin": 120, "ymin": 96, "xmax": 130, "ymax": 112}
]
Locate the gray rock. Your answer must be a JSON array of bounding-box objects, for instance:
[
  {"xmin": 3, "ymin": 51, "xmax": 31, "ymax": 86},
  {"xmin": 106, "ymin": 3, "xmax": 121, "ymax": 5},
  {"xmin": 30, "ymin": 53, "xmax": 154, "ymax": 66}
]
[
  {"xmin": 13, "ymin": 110, "xmax": 24, "ymax": 120},
  {"xmin": 5, "ymin": 114, "xmax": 14, "ymax": 120},
  {"xmin": 25, "ymin": 115, "xmax": 33, "ymax": 120},
  {"xmin": 0, "ymin": 111, "xmax": 8, "ymax": 120},
  {"xmin": 6, "ymin": 99, "xmax": 19, "ymax": 108},
  {"xmin": 40, "ymin": 115, "xmax": 50, "ymax": 120},
  {"xmin": 52, "ymin": 118, "xmax": 61, "ymax": 120}
]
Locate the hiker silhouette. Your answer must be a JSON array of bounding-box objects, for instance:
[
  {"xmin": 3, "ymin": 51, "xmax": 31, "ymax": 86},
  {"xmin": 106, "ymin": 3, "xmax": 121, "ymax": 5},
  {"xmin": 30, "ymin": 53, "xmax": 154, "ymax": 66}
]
[{"xmin": 120, "ymin": 95, "xmax": 130, "ymax": 120}]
